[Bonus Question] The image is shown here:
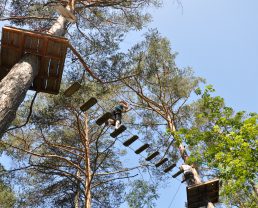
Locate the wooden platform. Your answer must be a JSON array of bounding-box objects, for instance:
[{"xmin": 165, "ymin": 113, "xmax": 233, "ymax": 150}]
[
  {"xmin": 187, "ymin": 178, "xmax": 219, "ymax": 208},
  {"xmin": 0, "ymin": 26, "xmax": 68, "ymax": 94}
]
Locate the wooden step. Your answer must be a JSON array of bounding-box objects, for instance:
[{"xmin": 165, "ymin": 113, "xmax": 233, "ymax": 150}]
[
  {"xmin": 110, "ymin": 125, "xmax": 127, "ymax": 138},
  {"xmin": 135, "ymin": 144, "xmax": 150, "ymax": 154},
  {"xmin": 123, "ymin": 135, "xmax": 139, "ymax": 146},
  {"xmin": 80, "ymin": 97, "xmax": 98, "ymax": 112},
  {"xmin": 96, "ymin": 112, "xmax": 112, "ymax": 126}
]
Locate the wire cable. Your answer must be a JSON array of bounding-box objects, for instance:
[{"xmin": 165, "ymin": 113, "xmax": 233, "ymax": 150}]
[{"xmin": 167, "ymin": 182, "xmax": 182, "ymax": 208}]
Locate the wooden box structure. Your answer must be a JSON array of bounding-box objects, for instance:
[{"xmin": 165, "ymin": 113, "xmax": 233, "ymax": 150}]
[
  {"xmin": 0, "ymin": 26, "xmax": 68, "ymax": 94},
  {"xmin": 187, "ymin": 178, "xmax": 219, "ymax": 208}
]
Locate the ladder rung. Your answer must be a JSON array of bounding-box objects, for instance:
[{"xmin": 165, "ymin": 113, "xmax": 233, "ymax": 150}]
[
  {"xmin": 64, "ymin": 82, "xmax": 81, "ymax": 97},
  {"xmin": 135, "ymin": 144, "xmax": 149, "ymax": 154},
  {"xmin": 110, "ymin": 125, "xmax": 127, "ymax": 138},
  {"xmin": 172, "ymin": 169, "xmax": 184, "ymax": 178},
  {"xmin": 145, "ymin": 151, "xmax": 160, "ymax": 161},
  {"xmin": 155, "ymin": 158, "xmax": 168, "ymax": 167},
  {"xmin": 164, "ymin": 164, "xmax": 176, "ymax": 173},
  {"xmin": 80, "ymin": 97, "xmax": 98, "ymax": 112},
  {"xmin": 123, "ymin": 135, "xmax": 139, "ymax": 146},
  {"xmin": 96, "ymin": 112, "xmax": 112, "ymax": 126}
]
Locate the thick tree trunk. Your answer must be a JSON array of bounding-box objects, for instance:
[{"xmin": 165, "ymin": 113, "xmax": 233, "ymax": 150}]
[
  {"xmin": 0, "ymin": 13, "xmax": 68, "ymax": 138},
  {"xmin": 0, "ymin": 55, "xmax": 38, "ymax": 138}
]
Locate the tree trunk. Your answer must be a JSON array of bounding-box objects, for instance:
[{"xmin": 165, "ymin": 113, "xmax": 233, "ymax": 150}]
[
  {"xmin": 84, "ymin": 112, "xmax": 92, "ymax": 208},
  {"xmin": 74, "ymin": 169, "xmax": 80, "ymax": 208},
  {"xmin": 0, "ymin": 12, "xmax": 68, "ymax": 138},
  {"xmin": 169, "ymin": 121, "xmax": 215, "ymax": 207},
  {"xmin": 0, "ymin": 55, "xmax": 39, "ymax": 138}
]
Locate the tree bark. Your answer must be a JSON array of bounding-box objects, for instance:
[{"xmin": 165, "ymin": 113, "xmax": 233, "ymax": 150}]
[
  {"xmin": 169, "ymin": 121, "xmax": 215, "ymax": 207},
  {"xmin": 74, "ymin": 169, "xmax": 80, "ymax": 208},
  {"xmin": 0, "ymin": 55, "xmax": 39, "ymax": 138},
  {"xmin": 84, "ymin": 112, "xmax": 92, "ymax": 208},
  {"xmin": 0, "ymin": 10, "xmax": 68, "ymax": 138}
]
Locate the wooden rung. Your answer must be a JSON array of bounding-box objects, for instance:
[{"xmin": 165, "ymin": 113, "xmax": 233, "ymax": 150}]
[
  {"xmin": 145, "ymin": 151, "xmax": 160, "ymax": 161},
  {"xmin": 172, "ymin": 169, "xmax": 184, "ymax": 178},
  {"xmin": 96, "ymin": 112, "xmax": 112, "ymax": 126},
  {"xmin": 164, "ymin": 164, "xmax": 176, "ymax": 173},
  {"xmin": 123, "ymin": 135, "xmax": 139, "ymax": 146},
  {"xmin": 80, "ymin": 97, "xmax": 98, "ymax": 112},
  {"xmin": 64, "ymin": 81, "xmax": 81, "ymax": 97},
  {"xmin": 135, "ymin": 144, "xmax": 150, "ymax": 154},
  {"xmin": 155, "ymin": 158, "xmax": 168, "ymax": 167},
  {"xmin": 110, "ymin": 125, "xmax": 127, "ymax": 138}
]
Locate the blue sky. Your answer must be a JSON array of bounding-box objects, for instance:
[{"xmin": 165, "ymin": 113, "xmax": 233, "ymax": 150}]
[
  {"xmin": 125, "ymin": 0, "xmax": 258, "ymax": 207},
  {"xmin": 1, "ymin": 0, "xmax": 257, "ymax": 207}
]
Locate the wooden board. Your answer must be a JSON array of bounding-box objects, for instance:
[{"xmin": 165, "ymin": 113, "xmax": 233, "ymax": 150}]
[
  {"xmin": 96, "ymin": 112, "xmax": 112, "ymax": 126},
  {"xmin": 110, "ymin": 125, "xmax": 127, "ymax": 138},
  {"xmin": 155, "ymin": 158, "xmax": 168, "ymax": 167},
  {"xmin": 80, "ymin": 97, "xmax": 98, "ymax": 112},
  {"xmin": 187, "ymin": 178, "xmax": 219, "ymax": 208},
  {"xmin": 123, "ymin": 135, "xmax": 139, "ymax": 146},
  {"xmin": 64, "ymin": 81, "xmax": 81, "ymax": 97},
  {"xmin": 0, "ymin": 26, "xmax": 68, "ymax": 94},
  {"xmin": 145, "ymin": 151, "xmax": 160, "ymax": 161}
]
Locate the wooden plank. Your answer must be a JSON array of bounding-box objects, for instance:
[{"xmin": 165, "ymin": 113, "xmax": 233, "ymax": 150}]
[
  {"xmin": 64, "ymin": 81, "xmax": 81, "ymax": 97},
  {"xmin": 2, "ymin": 29, "xmax": 10, "ymax": 45},
  {"xmin": 110, "ymin": 125, "xmax": 127, "ymax": 138},
  {"xmin": 48, "ymin": 58, "xmax": 60, "ymax": 77},
  {"xmin": 3, "ymin": 26, "xmax": 68, "ymax": 43},
  {"xmin": 155, "ymin": 158, "xmax": 168, "ymax": 167},
  {"xmin": 145, "ymin": 151, "xmax": 159, "ymax": 161},
  {"xmin": 80, "ymin": 97, "xmax": 98, "ymax": 111},
  {"xmin": 172, "ymin": 169, "xmax": 184, "ymax": 178},
  {"xmin": 123, "ymin": 135, "xmax": 139, "ymax": 146},
  {"xmin": 46, "ymin": 40, "xmax": 62, "ymax": 57},
  {"xmin": 1, "ymin": 44, "xmax": 22, "ymax": 51},
  {"xmin": 164, "ymin": 164, "xmax": 176, "ymax": 173},
  {"xmin": 12, "ymin": 32, "xmax": 20, "ymax": 47},
  {"xmin": 96, "ymin": 112, "xmax": 112, "ymax": 126},
  {"xmin": 45, "ymin": 78, "xmax": 57, "ymax": 93},
  {"xmin": 135, "ymin": 144, "xmax": 150, "ymax": 154}
]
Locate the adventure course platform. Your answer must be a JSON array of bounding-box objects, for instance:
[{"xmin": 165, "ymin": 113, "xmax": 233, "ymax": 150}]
[
  {"xmin": 187, "ymin": 178, "xmax": 219, "ymax": 208},
  {"xmin": 0, "ymin": 26, "xmax": 68, "ymax": 94}
]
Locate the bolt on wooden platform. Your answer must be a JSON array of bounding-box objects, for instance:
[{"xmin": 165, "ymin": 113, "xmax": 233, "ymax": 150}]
[
  {"xmin": 0, "ymin": 26, "xmax": 68, "ymax": 94},
  {"xmin": 187, "ymin": 178, "xmax": 219, "ymax": 208}
]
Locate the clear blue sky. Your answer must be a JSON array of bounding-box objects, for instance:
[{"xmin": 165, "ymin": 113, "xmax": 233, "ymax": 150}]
[{"xmin": 123, "ymin": 0, "xmax": 258, "ymax": 207}]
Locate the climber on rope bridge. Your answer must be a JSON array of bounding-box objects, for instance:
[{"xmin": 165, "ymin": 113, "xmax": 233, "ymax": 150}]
[{"xmin": 108, "ymin": 101, "xmax": 129, "ymax": 129}]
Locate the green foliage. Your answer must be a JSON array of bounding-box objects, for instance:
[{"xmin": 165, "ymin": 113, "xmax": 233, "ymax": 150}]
[
  {"xmin": 176, "ymin": 87, "xmax": 258, "ymax": 207},
  {"xmin": 0, "ymin": 182, "xmax": 16, "ymax": 208},
  {"xmin": 0, "ymin": 165, "xmax": 16, "ymax": 208},
  {"xmin": 126, "ymin": 180, "xmax": 159, "ymax": 208}
]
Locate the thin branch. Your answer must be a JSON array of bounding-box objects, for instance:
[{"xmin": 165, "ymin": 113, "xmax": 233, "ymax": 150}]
[{"xmin": 5, "ymin": 92, "xmax": 38, "ymax": 133}]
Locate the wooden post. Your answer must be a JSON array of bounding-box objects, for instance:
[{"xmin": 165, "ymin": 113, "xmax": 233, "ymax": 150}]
[{"xmin": 84, "ymin": 112, "xmax": 92, "ymax": 208}]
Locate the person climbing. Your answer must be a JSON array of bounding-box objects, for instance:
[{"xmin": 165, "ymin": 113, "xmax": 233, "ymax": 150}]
[
  {"xmin": 108, "ymin": 101, "xmax": 129, "ymax": 129},
  {"xmin": 181, "ymin": 164, "xmax": 195, "ymax": 186}
]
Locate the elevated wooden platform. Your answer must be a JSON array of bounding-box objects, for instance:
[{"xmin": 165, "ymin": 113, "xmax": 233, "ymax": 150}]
[
  {"xmin": 187, "ymin": 178, "xmax": 219, "ymax": 208},
  {"xmin": 0, "ymin": 26, "xmax": 68, "ymax": 94}
]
